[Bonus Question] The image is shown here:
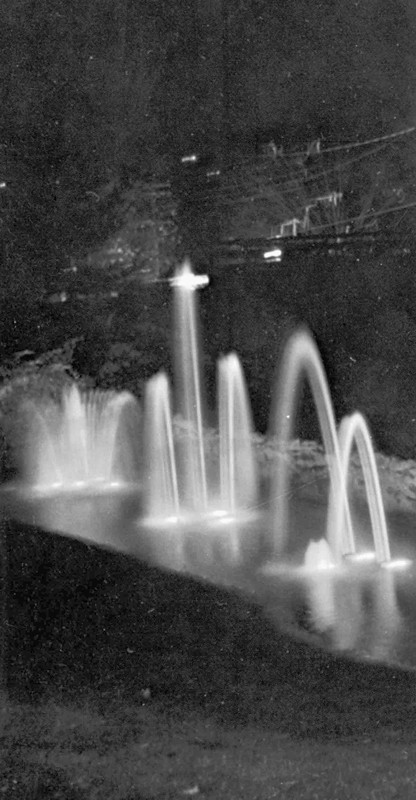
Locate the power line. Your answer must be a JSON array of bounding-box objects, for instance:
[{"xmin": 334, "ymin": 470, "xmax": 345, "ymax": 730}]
[
  {"xmin": 218, "ymin": 125, "xmax": 416, "ymax": 175},
  {"xmin": 317, "ymin": 125, "xmax": 416, "ymax": 156}
]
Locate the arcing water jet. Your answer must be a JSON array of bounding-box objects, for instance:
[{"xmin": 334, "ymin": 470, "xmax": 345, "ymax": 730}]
[{"xmin": 1, "ymin": 261, "xmax": 414, "ymax": 667}]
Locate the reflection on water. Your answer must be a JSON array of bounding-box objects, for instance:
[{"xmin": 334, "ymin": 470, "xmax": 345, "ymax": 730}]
[{"xmin": 2, "ymin": 263, "xmax": 416, "ymax": 670}]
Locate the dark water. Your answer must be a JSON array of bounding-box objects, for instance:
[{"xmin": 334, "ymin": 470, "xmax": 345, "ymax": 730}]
[{"xmin": 3, "ymin": 486, "xmax": 416, "ymax": 673}]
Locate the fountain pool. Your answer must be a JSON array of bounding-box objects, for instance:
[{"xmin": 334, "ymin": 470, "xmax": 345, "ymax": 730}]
[{"xmin": 1, "ymin": 260, "xmax": 416, "ymax": 669}]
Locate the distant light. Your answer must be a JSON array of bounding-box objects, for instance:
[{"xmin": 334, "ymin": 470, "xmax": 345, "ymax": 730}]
[
  {"xmin": 169, "ymin": 264, "xmax": 210, "ymax": 290},
  {"xmin": 181, "ymin": 154, "xmax": 199, "ymax": 164},
  {"xmin": 264, "ymin": 248, "xmax": 283, "ymax": 262},
  {"xmin": 0, "ymin": 181, "xmax": 6, "ymax": 189},
  {"xmin": 206, "ymin": 169, "xmax": 221, "ymax": 178},
  {"xmin": 48, "ymin": 291, "xmax": 68, "ymax": 304}
]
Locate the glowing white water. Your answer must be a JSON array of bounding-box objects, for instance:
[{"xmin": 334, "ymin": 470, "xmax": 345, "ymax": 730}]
[
  {"xmin": 270, "ymin": 328, "xmax": 355, "ymax": 562},
  {"xmin": 303, "ymin": 538, "xmax": 337, "ymax": 633},
  {"xmin": 369, "ymin": 569, "xmax": 402, "ymax": 660},
  {"xmin": 217, "ymin": 352, "xmax": 258, "ymax": 515},
  {"xmin": 334, "ymin": 412, "xmax": 391, "ymax": 563},
  {"xmin": 4, "ymin": 259, "xmax": 416, "ymax": 668},
  {"xmin": 143, "ymin": 372, "xmax": 180, "ymax": 521},
  {"xmin": 174, "ymin": 261, "xmax": 208, "ymax": 511},
  {"xmin": 304, "ymin": 538, "xmax": 336, "ymax": 571},
  {"xmin": 13, "ymin": 274, "xmax": 398, "ymax": 583},
  {"xmin": 22, "ymin": 385, "xmax": 140, "ymax": 491}
]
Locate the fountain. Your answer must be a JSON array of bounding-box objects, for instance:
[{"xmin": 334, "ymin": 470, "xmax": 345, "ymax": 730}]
[
  {"xmin": 143, "ymin": 372, "xmax": 180, "ymax": 523},
  {"xmin": 0, "ymin": 384, "xmax": 143, "ymax": 550},
  {"xmin": 20, "ymin": 384, "xmax": 141, "ymax": 492},
  {"xmin": 1, "ymin": 260, "xmax": 416, "ymax": 668},
  {"xmin": 335, "ymin": 412, "xmax": 391, "ymax": 564},
  {"xmin": 173, "ymin": 260, "xmax": 208, "ymax": 512},
  {"xmin": 269, "ymin": 327, "xmax": 355, "ymax": 563},
  {"xmin": 217, "ymin": 352, "xmax": 258, "ymax": 518},
  {"xmin": 261, "ymin": 335, "xmax": 411, "ymax": 657},
  {"xmin": 137, "ymin": 264, "xmax": 261, "ymax": 577}
]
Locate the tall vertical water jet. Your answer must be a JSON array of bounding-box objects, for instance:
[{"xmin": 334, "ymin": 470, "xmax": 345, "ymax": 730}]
[
  {"xmin": 143, "ymin": 372, "xmax": 180, "ymax": 521},
  {"xmin": 269, "ymin": 328, "xmax": 354, "ymax": 562},
  {"xmin": 217, "ymin": 352, "xmax": 258, "ymax": 515},
  {"xmin": 334, "ymin": 412, "xmax": 391, "ymax": 564},
  {"xmin": 1, "ymin": 254, "xmax": 414, "ymax": 670},
  {"xmin": 172, "ymin": 261, "xmax": 208, "ymax": 511}
]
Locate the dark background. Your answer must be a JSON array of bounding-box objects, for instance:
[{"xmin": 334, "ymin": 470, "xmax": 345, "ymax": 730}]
[
  {"xmin": 3, "ymin": 9, "xmax": 416, "ymax": 795},
  {"xmin": 1, "ymin": 1, "xmax": 416, "ymax": 457}
]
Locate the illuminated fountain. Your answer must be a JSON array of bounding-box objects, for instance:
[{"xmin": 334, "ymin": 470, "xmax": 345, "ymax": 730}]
[
  {"xmin": 173, "ymin": 262, "xmax": 208, "ymax": 512},
  {"xmin": 143, "ymin": 372, "xmax": 180, "ymax": 523},
  {"xmin": 269, "ymin": 326, "xmax": 355, "ymax": 563},
  {"xmin": 20, "ymin": 384, "xmax": 141, "ymax": 493},
  {"xmin": 1, "ymin": 260, "xmax": 415, "ymax": 667},
  {"xmin": 261, "ymin": 331, "xmax": 410, "ymax": 656},
  {"xmin": 138, "ymin": 262, "xmax": 261, "ymax": 574},
  {"xmin": 218, "ymin": 352, "xmax": 258, "ymax": 518},
  {"xmin": 335, "ymin": 412, "xmax": 390, "ymax": 564},
  {"xmin": 0, "ymin": 385, "xmax": 143, "ymax": 549}
]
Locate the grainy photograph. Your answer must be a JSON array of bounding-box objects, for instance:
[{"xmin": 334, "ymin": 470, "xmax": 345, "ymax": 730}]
[{"xmin": 1, "ymin": 2, "xmax": 416, "ymax": 797}]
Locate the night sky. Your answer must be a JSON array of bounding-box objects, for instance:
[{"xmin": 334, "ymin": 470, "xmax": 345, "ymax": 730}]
[
  {"xmin": 2, "ymin": 0, "xmax": 415, "ymax": 164},
  {"xmin": 162, "ymin": 0, "xmax": 416, "ymax": 154}
]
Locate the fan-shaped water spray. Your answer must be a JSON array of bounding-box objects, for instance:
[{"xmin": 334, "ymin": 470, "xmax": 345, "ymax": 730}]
[
  {"xmin": 2, "ymin": 262, "xmax": 415, "ymax": 669},
  {"xmin": 21, "ymin": 385, "xmax": 141, "ymax": 491}
]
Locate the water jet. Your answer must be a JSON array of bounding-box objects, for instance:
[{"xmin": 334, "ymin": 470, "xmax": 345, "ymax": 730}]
[{"xmin": 1, "ymin": 261, "xmax": 416, "ymax": 670}]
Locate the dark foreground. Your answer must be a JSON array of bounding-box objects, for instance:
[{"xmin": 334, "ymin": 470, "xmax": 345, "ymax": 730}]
[{"xmin": 2, "ymin": 523, "xmax": 416, "ymax": 799}]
